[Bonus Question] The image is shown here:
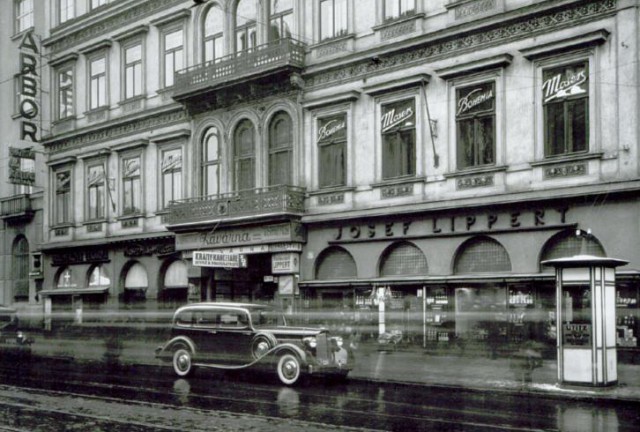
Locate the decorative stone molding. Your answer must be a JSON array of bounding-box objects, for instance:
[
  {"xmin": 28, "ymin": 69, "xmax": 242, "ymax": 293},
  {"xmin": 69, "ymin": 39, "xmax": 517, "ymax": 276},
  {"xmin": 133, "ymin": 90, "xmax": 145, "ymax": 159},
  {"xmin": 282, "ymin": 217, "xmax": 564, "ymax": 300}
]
[
  {"xmin": 87, "ymin": 108, "xmax": 109, "ymax": 124},
  {"xmin": 44, "ymin": 0, "xmax": 184, "ymax": 53},
  {"xmin": 435, "ymin": 53, "xmax": 513, "ymax": 80},
  {"xmin": 544, "ymin": 162, "xmax": 588, "ymax": 179},
  {"xmin": 48, "ymin": 52, "xmax": 79, "ymax": 67},
  {"xmin": 317, "ymin": 193, "xmax": 345, "ymax": 206},
  {"xmin": 112, "ymin": 25, "xmax": 150, "ymax": 43},
  {"xmin": 120, "ymin": 97, "xmax": 145, "ymax": 114},
  {"xmin": 120, "ymin": 218, "xmax": 140, "ymax": 228},
  {"xmin": 44, "ymin": 109, "xmax": 188, "ymax": 154},
  {"xmin": 446, "ymin": 0, "xmax": 504, "ymax": 25},
  {"xmin": 381, "ymin": 183, "xmax": 414, "ymax": 199},
  {"xmin": 305, "ymin": 0, "xmax": 615, "ymax": 89},
  {"xmin": 519, "ymin": 29, "xmax": 610, "ymax": 60},
  {"xmin": 456, "ymin": 174, "xmax": 494, "ymax": 189},
  {"xmin": 86, "ymin": 222, "xmax": 103, "ymax": 233},
  {"xmin": 313, "ymin": 35, "xmax": 354, "ymax": 59},
  {"xmin": 373, "ymin": 14, "xmax": 424, "ymax": 42}
]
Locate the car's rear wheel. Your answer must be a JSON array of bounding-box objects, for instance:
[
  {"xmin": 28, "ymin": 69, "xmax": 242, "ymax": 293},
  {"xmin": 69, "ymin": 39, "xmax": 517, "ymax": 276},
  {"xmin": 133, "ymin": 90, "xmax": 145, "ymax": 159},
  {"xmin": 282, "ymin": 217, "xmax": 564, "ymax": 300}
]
[
  {"xmin": 277, "ymin": 353, "xmax": 301, "ymax": 385},
  {"xmin": 173, "ymin": 346, "xmax": 195, "ymax": 377},
  {"xmin": 251, "ymin": 335, "xmax": 273, "ymax": 359}
]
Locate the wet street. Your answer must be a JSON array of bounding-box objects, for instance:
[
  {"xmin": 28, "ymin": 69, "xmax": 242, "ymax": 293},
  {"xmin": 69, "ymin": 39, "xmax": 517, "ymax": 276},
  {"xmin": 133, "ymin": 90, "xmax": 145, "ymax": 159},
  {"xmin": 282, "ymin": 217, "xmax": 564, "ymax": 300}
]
[{"xmin": 0, "ymin": 356, "xmax": 638, "ymax": 431}]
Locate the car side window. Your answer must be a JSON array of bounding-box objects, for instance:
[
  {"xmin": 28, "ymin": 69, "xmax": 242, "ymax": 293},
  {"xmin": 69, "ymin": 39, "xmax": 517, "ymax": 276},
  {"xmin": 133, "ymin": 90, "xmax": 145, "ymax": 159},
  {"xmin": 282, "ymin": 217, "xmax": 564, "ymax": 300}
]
[
  {"xmin": 194, "ymin": 310, "xmax": 219, "ymax": 328},
  {"xmin": 219, "ymin": 312, "xmax": 248, "ymax": 328},
  {"xmin": 175, "ymin": 311, "xmax": 193, "ymax": 327}
]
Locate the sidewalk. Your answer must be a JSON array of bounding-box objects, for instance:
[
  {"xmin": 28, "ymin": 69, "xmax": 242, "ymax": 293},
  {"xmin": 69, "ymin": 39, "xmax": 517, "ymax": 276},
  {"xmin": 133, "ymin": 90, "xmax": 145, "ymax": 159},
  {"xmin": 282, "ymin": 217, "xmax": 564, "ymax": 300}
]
[{"xmin": 28, "ymin": 332, "xmax": 640, "ymax": 403}]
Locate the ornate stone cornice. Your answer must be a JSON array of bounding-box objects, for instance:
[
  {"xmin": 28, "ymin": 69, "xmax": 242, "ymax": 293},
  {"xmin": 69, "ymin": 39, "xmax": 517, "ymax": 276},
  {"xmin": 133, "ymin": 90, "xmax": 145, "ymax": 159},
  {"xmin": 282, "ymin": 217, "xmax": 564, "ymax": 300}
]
[
  {"xmin": 44, "ymin": 0, "xmax": 185, "ymax": 54},
  {"xmin": 305, "ymin": 0, "xmax": 616, "ymax": 89},
  {"xmin": 43, "ymin": 108, "xmax": 188, "ymax": 154}
]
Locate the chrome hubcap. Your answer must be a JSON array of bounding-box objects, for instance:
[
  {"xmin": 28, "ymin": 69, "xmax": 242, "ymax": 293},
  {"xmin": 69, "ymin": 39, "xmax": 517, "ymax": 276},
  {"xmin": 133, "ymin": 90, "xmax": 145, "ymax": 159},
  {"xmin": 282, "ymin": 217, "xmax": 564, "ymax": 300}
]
[{"xmin": 282, "ymin": 359, "xmax": 298, "ymax": 379}]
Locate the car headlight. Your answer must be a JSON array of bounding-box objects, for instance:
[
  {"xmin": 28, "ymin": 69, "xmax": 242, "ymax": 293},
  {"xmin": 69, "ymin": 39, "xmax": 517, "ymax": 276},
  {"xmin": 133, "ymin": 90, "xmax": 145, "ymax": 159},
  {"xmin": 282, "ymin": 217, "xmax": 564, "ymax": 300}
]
[
  {"xmin": 331, "ymin": 336, "xmax": 344, "ymax": 350},
  {"xmin": 303, "ymin": 336, "xmax": 317, "ymax": 349},
  {"xmin": 16, "ymin": 331, "xmax": 27, "ymax": 343}
]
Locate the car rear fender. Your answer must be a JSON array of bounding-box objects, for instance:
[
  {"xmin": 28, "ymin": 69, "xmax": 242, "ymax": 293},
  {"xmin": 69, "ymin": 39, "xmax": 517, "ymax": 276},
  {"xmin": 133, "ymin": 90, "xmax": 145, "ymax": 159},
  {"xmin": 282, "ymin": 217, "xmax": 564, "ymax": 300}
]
[
  {"xmin": 157, "ymin": 336, "xmax": 196, "ymax": 358},
  {"xmin": 252, "ymin": 331, "xmax": 278, "ymax": 347}
]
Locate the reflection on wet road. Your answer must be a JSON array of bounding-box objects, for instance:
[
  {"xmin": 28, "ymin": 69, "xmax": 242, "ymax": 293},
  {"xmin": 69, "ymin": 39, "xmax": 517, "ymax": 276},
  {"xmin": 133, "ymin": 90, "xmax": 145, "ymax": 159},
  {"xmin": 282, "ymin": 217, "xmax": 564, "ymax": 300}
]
[{"xmin": 0, "ymin": 357, "xmax": 638, "ymax": 431}]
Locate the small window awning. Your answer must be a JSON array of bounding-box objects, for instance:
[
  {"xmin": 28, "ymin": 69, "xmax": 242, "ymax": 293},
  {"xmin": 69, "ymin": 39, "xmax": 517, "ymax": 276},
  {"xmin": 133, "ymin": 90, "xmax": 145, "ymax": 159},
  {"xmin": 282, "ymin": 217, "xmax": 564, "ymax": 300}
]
[{"xmin": 39, "ymin": 287, "xmax": 109, "ymax": 296}]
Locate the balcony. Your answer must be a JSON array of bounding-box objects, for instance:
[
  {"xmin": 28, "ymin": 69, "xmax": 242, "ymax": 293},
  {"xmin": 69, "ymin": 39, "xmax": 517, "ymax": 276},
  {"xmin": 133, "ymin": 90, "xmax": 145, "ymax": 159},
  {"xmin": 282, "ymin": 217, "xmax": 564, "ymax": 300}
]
[
  {"xmin": 172, "ymin": 38, "xmax": 306, "ymax": 109},
  {"xmin": 0, "ymin": 194, "xmax": 33, "ymax": 223},
  {"xmin": 165, "ymin": 185, "xmax": 306, "ymax": 229}
]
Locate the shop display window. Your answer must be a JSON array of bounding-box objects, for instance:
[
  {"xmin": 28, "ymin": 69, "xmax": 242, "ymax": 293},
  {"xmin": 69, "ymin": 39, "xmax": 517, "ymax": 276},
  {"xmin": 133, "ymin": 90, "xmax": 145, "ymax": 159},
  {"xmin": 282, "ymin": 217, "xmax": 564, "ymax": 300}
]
[{"xmin": 616, "ymin": 283, "xmax": 638, "ymax": 348}]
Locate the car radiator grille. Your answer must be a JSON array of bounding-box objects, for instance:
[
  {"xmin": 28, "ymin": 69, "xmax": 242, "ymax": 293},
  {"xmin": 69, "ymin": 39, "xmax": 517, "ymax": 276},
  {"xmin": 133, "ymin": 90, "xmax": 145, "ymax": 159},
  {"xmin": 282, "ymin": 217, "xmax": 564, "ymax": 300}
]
[{"xmin": 315, "ymin": 333, "xmax": 331, "ymax": 362}]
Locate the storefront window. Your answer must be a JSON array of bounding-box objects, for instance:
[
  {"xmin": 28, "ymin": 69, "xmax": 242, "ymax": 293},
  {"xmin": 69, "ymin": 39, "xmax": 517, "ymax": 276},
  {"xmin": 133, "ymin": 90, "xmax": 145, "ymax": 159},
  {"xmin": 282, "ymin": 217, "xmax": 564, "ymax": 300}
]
[
  {"xmin": 12, "ymin": 236, "xmax": 29, "ymax": 300},
  {"xmin": 381, "ymin": 99, "xmax": 416, "ymax": 180},
  {"xmin": 379, "ymin": 242, "xmax": 427, "ymax": 276},
  {"xmin": 88, "ymin": 265, "xmax": 111, "ymax": 287},
  {"xmin": 454, "ymin": 236, "xmax": 511, "ymax": 274},
  {"xmin": 124, "ymin": 262, "xmax": 149, "ymax": 303},
  {"xmin": 57, "ymin": 267, "xmax": 73, "ymax": 288},
  {"xmin": 543, "ymin": 61, "xmax": 589, "ymax": 157},
  {"xmin": 316, "ymin": 246, "xmax": 356, "ymax": 279}
]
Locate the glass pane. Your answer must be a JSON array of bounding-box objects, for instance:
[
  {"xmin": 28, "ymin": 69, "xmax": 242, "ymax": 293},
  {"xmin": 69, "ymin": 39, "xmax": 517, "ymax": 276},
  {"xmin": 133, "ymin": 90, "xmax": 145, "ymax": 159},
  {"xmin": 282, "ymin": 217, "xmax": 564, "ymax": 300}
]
[
  {"xmin": 165, "ymin": 53, "xmax": 174, "ymax": 87},
  {"xmin": 272, "ymin": 0, "xmax": 293, "ymax": 13},
  {"xmin": 237, "ymin": 0, "xmax": 257, "ymax": 26},
  {"xmin": 320, "ymin": 0, "xmax": 333, "ymax": 40},
  {"xmin": 165, "ymin": 30, "xmax": 183, "ymax": 51},
  {"xmin": 568, "ymin": 99, "xmax": 587, "ymax": 153},
  {"xmin": 205, "ymin": 7, "xmax": 223, "ymax": 37},
  {"xmin": 457, "ymin": 120, "xmax": 474, "ymax": 169},
  {"xmin": 206, "ymin": 164, "xmax": 219, "ymax": 196},
  {"xmin": 545, "ymin": 102, "xmax": 565, "ymax": 156},
  {"xmin": 91, "ymin": 58, "xmax": 105, "ymax": 76},
  {"xmin": 125, "ymin": 67, "xmax": 134, "ymax": 99},
  {"xmin": 335, "ymin": 0, "xmax": 348, "ymax": 35},
  {"xmin": 237, "ymin": 159, "xmax": 254, "ymax": 191},
  {"xmin": 401, "ymin": 0, "xmax": 415, "ymax": 14},
  {"xmin": 477, "ymin": 116, "xmax": 494, "ymax": 165},
  {"xmin": 205, "ymin": 130, "xmax": 219, "ymax": 161},
  {"xmin": 269, "ymin": 151, "xmax": 291, "ymax": 186},
  {"xmin": 126, "ymin": 45, "xmax": 142, "ymax": 63},
  {"xmin": 385, "ymin": 0, "xmax": 397, "ymax": 19}
]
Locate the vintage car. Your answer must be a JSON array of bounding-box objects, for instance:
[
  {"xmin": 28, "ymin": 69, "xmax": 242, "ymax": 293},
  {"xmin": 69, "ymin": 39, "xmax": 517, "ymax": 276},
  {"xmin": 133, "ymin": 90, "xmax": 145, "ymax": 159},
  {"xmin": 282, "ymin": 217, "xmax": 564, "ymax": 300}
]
[
  {"xmin": 0, "ymin": 305, "xmax": 33, "ymax": 357},
  {"xmin": 155, "ymin": 302, "xmax": 353, "ymax": 385}
]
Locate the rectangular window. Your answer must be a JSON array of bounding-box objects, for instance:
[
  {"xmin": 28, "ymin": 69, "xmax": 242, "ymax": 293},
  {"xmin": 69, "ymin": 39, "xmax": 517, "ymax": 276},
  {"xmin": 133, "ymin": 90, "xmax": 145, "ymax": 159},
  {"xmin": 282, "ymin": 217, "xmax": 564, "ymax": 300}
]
[
  {"xmin": 384, "ymin": 0, "xmax": 416, "ymax": 21},
  {"xmin": 203, "ymin": 129, "xmax": 220, "ymax": 196},
  {"xmin": 87, "ymin": 164, "xmax": 106, "ymax": 220},
  {"xmin": 318, "ymin": 114, "xmax": 347, "ymax": 188},
  {"xmin": 59, "ymin": 0, "xmax": 74, "ymax": 24},
  {"xmin": 91, "ymin": 0, "xmax": 108, "ymax": 9},
  {"xmin": 124, "ymin": 44, "xmax": 143, "ymax": 99},
  {"xmin": 381, "ymin": 99, "xmax": 416, "ymax": 180},
  {"xmin": 543, "ymin": 62, "xmax": 588, "ymax": 157},
  {"xmin": 16, "ymin": 0, "xmax": 34, "ymax": 33},
  {"xmin": 163, "ymin": 29, "xmax": 183, "ymax": 88},
  {"xmin": 269, "ymin": 0, "xmax": 293, "ymax": 41},
  {"xmin": 320, "ymin": 0, "xmax": 348, "ymax": 41},
  {"xmin": 89, "ymin": 57, "xmax": 107, "ymax": 109},
  {"xmin": 57, "ymin": 67, "xmax": 74, "ymax": 119},
  {"xmin": 55, "ymin": 170, "xmax": 71, "ymax": 224},
  {"xmin": 456, "ymin": 82, "xmax": 495, "ymax": 170},
  {"xmin": 161, "ymin": 148, "xmax": 182, "ymax": 208},
  {"xmin": 122, "ymin": 156, "xmax": 141, "ymax": 215}
]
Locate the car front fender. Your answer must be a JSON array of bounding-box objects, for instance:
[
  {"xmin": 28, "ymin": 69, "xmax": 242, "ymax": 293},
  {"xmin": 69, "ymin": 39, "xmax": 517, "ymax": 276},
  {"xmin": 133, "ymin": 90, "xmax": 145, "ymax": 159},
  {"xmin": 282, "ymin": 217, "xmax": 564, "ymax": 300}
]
[{"xmin": 271, "ymin": 343, "xmax": 308, "ymax": 365}]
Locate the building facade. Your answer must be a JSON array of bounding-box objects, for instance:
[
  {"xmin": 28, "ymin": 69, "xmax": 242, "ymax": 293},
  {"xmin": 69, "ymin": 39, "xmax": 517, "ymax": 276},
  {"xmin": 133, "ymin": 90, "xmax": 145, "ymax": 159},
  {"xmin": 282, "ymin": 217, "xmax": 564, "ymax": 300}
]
[
  {"xmin": 1, "ymin": 0, "xmax": 46, "ymax": 316},
  {"xmin": 34, "ymin": 0, "xmax": 639, "ymax": 358}
]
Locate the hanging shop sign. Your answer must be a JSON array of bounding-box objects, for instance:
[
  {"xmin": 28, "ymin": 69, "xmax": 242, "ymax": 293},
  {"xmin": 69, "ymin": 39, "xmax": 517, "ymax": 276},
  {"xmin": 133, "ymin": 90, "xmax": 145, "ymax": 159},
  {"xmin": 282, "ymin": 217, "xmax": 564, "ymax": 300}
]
[
  {"xmin": 8, "ymin": 147, "xmax": 36, "ymax": 186},
  {"xmin": 193, "ymin": 251, "xmax": 247, "ymax": 268},
  {"xmin": 271, "ymin": 253, "xmax": 299, "ymax": 274}
]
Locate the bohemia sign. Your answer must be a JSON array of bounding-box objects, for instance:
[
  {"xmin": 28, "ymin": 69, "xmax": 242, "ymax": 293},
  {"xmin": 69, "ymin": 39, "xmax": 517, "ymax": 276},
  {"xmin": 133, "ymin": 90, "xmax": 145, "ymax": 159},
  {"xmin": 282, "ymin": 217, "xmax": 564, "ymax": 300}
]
[{"xmin": 9, "ymin": 31, "xmax": 40, "ymax": 186}]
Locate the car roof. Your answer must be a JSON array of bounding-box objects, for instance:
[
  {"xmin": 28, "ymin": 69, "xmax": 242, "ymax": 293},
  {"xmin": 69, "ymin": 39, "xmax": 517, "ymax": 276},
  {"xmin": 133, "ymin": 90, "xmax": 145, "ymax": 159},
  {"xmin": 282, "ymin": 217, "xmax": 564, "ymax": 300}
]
[{"xmin": 173, "ymin": 302, "xmax": 271, "ymax": 315}]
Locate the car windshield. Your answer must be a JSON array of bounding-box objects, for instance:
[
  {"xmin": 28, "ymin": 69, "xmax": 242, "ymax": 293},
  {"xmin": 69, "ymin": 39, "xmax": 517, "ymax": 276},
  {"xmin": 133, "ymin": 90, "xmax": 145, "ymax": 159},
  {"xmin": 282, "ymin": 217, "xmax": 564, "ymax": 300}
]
[{"xmin": 250, "ymin": 309, "xmax": 287, "ymax": 327}]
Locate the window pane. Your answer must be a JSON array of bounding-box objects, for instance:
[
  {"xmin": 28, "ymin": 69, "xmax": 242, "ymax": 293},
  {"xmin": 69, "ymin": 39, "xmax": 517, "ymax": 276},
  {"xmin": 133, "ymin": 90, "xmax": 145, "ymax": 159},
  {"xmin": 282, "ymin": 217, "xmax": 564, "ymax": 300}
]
[
  {"xmin": 457, "ymin": 120, "xmax": 474, "ymax": 169},
  {"xmin": 319, "ymin": 142, "xmax": 345, "ymax": 188},
  {"xmin": 126, "ymin": 45, "xmax": 141, "ymax": 63},
  {"xmin": 206, "ymin": 165, "xmax": 219, "ymax": 196},
  {"xmin": 335, "ymin": 0, "xmax": 348, "ymax": 34},
  {"xmin": 477, "ymin": 116, "xmax": 494, "ymax": 165},
  {"xmin": 545, "ymin": 102, "xmax": 565, "ymax": 156},
  {"xmin": 320, "ymin": 0, "xmax": 333, "ymax": 40},
  {"xmin": 385, "ymin": 0, "xmax": 397, "ymax": 19},
  {"xmin": 165, "ymin": 53, "xmax": 174, "ymax": 87},
  {"xmin": 568, "ymin": 99, "xmax": 587, "ymax": 153},
  {"xmin": 272, "ymin": 0, "xmax": 293, "ymax": 13},
  {"xmin": 165, "ymin": 30, "xmax": 183, "ymax": 51},
  {"xmin": 237, "ymin": 0, "xmax": 257, "ymax": 26}
]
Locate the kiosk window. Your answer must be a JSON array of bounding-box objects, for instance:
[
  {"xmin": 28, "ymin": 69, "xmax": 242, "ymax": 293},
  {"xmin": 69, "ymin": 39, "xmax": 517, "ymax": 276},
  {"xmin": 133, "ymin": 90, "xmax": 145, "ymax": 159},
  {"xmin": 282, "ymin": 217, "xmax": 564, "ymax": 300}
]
[{"xmin": 561, "ymin": 285, "xmax": 592, "ymax": 346}]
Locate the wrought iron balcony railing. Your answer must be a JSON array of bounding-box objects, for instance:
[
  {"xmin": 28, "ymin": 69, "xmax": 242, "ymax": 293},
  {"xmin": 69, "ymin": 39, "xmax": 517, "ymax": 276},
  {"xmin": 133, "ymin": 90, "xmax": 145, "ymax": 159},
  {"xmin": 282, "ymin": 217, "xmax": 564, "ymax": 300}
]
[
  {"xmin": 172, "ymin": 38, "xmax": 306, "ymax": 101},
  {"xmin": 0, "ymin": 194, "xmax": 33, "ymax": 222},
  {"xmin": 165, "ymin": 185, "xmax": 306, "ymax": 227}
]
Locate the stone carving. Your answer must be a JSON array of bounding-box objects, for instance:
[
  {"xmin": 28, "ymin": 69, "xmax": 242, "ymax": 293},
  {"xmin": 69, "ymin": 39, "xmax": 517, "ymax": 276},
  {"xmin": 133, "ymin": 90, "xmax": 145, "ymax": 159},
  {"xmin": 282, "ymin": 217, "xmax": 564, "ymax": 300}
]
[
  {"xmin": 381, "ymin": 184, "xmax": 414, "ymax": 198},
  {"xmin": 457, "ymin": 175, "xmax": 494, "ymax": 189},
  {"xmin": 544, "ymin": 162, "xmax": 587, "ymax": 179}
]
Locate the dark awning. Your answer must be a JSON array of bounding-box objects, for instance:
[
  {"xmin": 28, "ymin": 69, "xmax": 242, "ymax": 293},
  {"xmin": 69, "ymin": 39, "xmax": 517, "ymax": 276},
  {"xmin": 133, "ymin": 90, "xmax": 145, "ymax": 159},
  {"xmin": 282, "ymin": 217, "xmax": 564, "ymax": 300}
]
[{"xmin": 39, "ymin": 287, "xmax": 109, "ymax": 296}]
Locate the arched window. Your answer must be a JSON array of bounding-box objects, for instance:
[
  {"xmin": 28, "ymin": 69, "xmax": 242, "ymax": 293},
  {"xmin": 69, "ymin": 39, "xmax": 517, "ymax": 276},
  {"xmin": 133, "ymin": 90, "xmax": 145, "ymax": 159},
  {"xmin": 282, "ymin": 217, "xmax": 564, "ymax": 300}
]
[
  {"xmin": 234, "ymin": 120, "xmax": 255, "ymax": 191},
  {"xmin": 204, "ymin": 4, "xmax": 224, "ymax": 63},
  {"xmin": 236, "ymin": 0, "xmax": 257, "ymax": 53},
  {"xmin": 379, "ymin": 241, "xmax": 428, "ymax": 277},
  {"xmin": 540, "ymin": 230, "xmax": 606, "ymax": 271},
  {"xmin": 453, "ymin": 236, "xmax": 511, "ymax": 274},
  {"xmin": 164, "ymin": 260, "xmax": 188, "ymax": 288},
  {"xmin": 316, "ymin": 247, "xmax": 357, "ymax": 279},
  {"xmin": 124, "ymin": 262, "xmax": 149, "ymax": 302},
  {"xmin": 269, "ymin": 0, "xmax": 292, "ymax": 41},
  {"xmin": 57, "ymin": 267, "xmax": 74, "ymax": 288},
  {"xmin": 88, "ymin": 264, "xmax": 111, "ymax": 287},
  {"xmin": 268, "ymin": 112, "xmax": 293, "ymax": 186},
  {"xmin": 12, "ymin": 236, "xmax": 29, "ymax": 299},
  {"xmin": 202, "ymin": 127, "xmax": 221, "ymax": 196}
]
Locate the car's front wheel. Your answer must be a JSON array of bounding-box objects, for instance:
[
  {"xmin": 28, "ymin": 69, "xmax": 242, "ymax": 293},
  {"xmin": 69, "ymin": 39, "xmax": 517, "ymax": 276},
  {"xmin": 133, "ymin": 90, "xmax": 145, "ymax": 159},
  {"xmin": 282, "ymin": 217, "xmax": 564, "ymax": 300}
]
[
  {"xmin": 277, "ymin": 353, "xmax": 301, "ymax": 385},
  {"xmin": 172, "ymin": 346, "xmax": 195, "ymax": 377}
]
